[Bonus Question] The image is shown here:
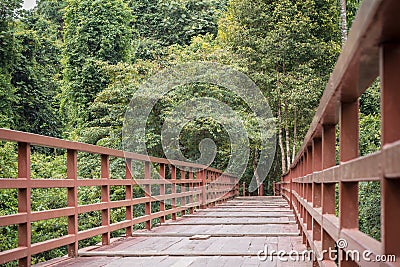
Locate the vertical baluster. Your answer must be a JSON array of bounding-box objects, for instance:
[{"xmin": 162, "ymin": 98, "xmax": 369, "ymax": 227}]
[
  {"xmin": 312, "ymin": 138, "xmax": 322, "ymax": 264},
  {"xmin": 159, "ymin": 163, "xmax": 166, "ymax": 223},
  {"xmin": 171, "ymin": 165, "xmax": 177, "ymax": 220},
  {"xmin": 67, "ymin": 149, "xmax": 78, "ymax": 256},
  {"xmin": 208, "ymin": 171, "xmax": 212, "ymax": 205},
  {"xmin": 380, "ymin": 43, "xmax": 400, "ymax": 259},
  {"xmin": 201, "ymin": 170, "xmax": 207, "ymax": 209},
  {"xmin": 301, "ymin": 156, "xmax": 307, "ymax": 244},
  {"xmin": 306, "ymin": 148, "xmax": 313, "ymax": 245},
  {"xmin": 339, "ymin": 100, "xmax": 359, "ymax": 266},
  {"xmin": 188, "ymin": 168, "xmax": 194, "ymax": 214},
  {"xmin": 144, "ymin": 161, "xmax": 151, "ymax": 230},
  {"xmin": 259, "ymin": 182, "xmax": 264, "ymax": 196},
  {"xmin": 211, "ymin": 172, "xmax": 215, "ymax": 205},
  {"xmin": 321, "ymin": 124, "xmax": 337, "ymax": 263},
  {"xmin": 307, "ymin": 145, "xmax": 313, "ymax": 245},
  {"xmin": 18, "ymin": 142, "xmax": 31, "ymax": 266},
  {"xmin": 125, "ymin": 158, "xmax": 133, "ymax": 236},
  {"xmin": 101, "ymin": 154, "xmax": 110, "ymax": 245},
  {"xmin": 180, "ymin": 169, "xmax": 186, "ymax": 215}
]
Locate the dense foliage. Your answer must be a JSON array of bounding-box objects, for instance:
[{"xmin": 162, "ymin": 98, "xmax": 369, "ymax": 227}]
[
  {"xmin": 0, "ymin": 0, "xmax": 381, "ymax": 264},
  {"xmin": 61, "ymin": 0, "xmax": 133, "ymax": 133}
]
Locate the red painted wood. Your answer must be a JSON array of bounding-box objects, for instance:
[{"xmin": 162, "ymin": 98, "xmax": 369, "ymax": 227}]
[
  {"xmin": 278, "ymin": 1, "xmax": 400, "ymax": 266},
  {"xmin": 125, "ymin": 158, "xmax": 133, "ymax": 236},
  {"xmin": 171, "ymin": 165, "xmax": 177, "ymax": 220},
  {"xmin": 0, "ymin": 129, "xmax": 236, "ymax": 266},
  {"xmin": 381, "ymin": 42, "xmax": 400, "ymax": 259},
  {"xmin": 159, "ymin": 163, "xmax": 166, "ymax": 222},
  {"xmin": 18, "ymin": 142, "xmax": 31, "ymax": 267},
  {"xmin": 144, "ymin": 161, "xmax": 151, "ymax": 230},
  {"xmin": 101, "ymin": 154, "xmax": 111, "ymax": 245},
  {"xmin": 67, "ymin": 149, "xmax": 78, "ymax": 257}
]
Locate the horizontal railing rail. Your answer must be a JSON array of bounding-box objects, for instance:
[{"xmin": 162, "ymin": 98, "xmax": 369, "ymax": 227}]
[
  {"xmin": 278, "ymin": 0, "xmax": 400, "ymax": 266},
  {"xmin": 0, "ymin": 128, "xmax": 238, "ymax": 266}
]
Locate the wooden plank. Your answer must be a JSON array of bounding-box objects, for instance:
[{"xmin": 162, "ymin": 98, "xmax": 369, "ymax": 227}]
[
  {"xmin": 161, "ymin": 221, "xmax": 295, "ymax": 226},
  {"xmin": 201, "ymin": 208, "xmax": 291, "ymax": 212},
  {"xmin": 39, "ymin": 197, "xmax": 311, "ymax": 267},
  {"xmin": 52, "ymin": 256, "xmax": 312, "ymax": 267},
  {"xmin": 189, "ymin": 234, "xmax": 211, "ymax": 240},
  {"xmin": 130, "ymin": 233, "xmax": 299, "ymax": 237},
  {"xmin": 79, "ymin": 250, "xmax": 312, "ymax": 257},
  {"xmin": 183, "ymin": 214, "xmax": 295, "ymax": 218}
]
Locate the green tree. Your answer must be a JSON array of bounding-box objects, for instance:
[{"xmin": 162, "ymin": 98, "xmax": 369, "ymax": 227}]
[
  {"xmin": 81, "ymin": 60, "xmax": 160, "ymax": 147},
  {"xmin": 0, "ymin": 0, "xmax": 23, "ymax": 128},
  {"xmin": 218, "ymin": 0, "xmax": 341, "ymax": 178},
  {"xmin": 62, "ymin": 0, "xmax": 133, "ymax": 135},
  {"xmin": 130, "ymin": 0, "xmax": 226, "ymax": 60},
  {"xmin": 11, "ymin": 13, "xmax": 63, "ymax": 136},
  {"xmin": 35, "ymin": 0, "xmax": 67, "ymax": 38}
]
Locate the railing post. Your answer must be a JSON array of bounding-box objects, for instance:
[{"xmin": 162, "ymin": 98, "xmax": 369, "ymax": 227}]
[
  {"xmin": 301, "ymin": 155, "xmax": 307, "ymax": 244},
  {"xmin": 144, "ymin": 161, "xmax": 151, "ymax": 229},
  {"xmin": 243, "ymin": 181, "xmax": 246, "ymax": 196},
  {"xmin": 215, "ymin": 173, "xmax": 219, "ymax": 204},
  {"xmin": 306, "ymin": 146, "xmax": 313, "ymax": 247},
  {"xmin": 209, "ymin": 172, "xmax": 214, "ymax": 206},
  {"xmin": 213, "ymin": 172, "xmax": 217, "ymax": 204},
  {"xmin": 237, "ymin": 178, "xmax": 240, "ymax": 197},
  {"xmin": 339, "ymin": 100, "xmax": 359, "ymax": 266},
  {"xmin": 380, "ymin": 42, "xmax": 400, "ymax": 259},
  {"xmin": 180, "ymin": 169, "xmax": 186, "ymax": 214},
  {"xmin": 208, "ymin": 172, "xmax": 211, "ymax": 204},
  {"xmin": 18, "ymin": 142, "xmax": 31, "ymax": 267},
  {"xmin": 300, "ymin": 157, "xmax": 305, "ymax": 222},
  {"xmin": 125, "ymin": 159, "xmax": 133, "ymax": 236},
  {"xmin": 195, "ymin": 170, "xmax": 201, "ymax": 209},
  {"xmin": 159, "ymin": 163, "xmax": 166, "ymax": 222},
  {"xmin": 188, "ymin": 168, "xmax": 194, "ymax": 214},
  {"xmin": 321, "ymin": 124, "xmax": 337, "ymax": 263},
  {"xmin": 201, "ymin": 170, "xmax": 207, "ymax": 209},
  {"xmin": 221, "ymin": 173, "xmax": 226, "ymax": 203},
  {"xmin": 101, "ymin": 154, "xmax": 110, "ymax": 245},
  {"xmin": 171, "ymin": 165, "xmax": 177, "ymax": 219},
  {"xmin": 312, "ymin": 138, "xmax": 322, "ymax": 253},
  {"xmin": 259, "ymin": 183, "xmax": 264, "ymax": 196},
  {"xmin": 67, "ymin": 149, "xmax": 78, "ymax": 257}
]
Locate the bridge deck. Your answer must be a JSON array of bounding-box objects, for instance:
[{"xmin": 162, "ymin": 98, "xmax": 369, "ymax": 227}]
[{"xmin": 39, "ymin": 197, "xmax": 311, "ymax": 267}]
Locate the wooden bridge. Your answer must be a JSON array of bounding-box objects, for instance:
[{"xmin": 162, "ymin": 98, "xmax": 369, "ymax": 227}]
[
  {"xmin": 1, "ymin": 0, "xmax": 400, "ymax": 266},
  {"xmin": 37, "ymin": 197, "xmax": 309, "ymax": 267}
]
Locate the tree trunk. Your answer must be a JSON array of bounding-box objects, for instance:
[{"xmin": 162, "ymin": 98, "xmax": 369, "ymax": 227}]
[
  {"xmin": 277, "ymin": 69, "xmax": 286, "ymax": 174},
  {"xmin": 340, "ymin": 0, "xmax": 348, "ymax": 44},
  {"xmin": 284, "ymin": 101, "xmax": 291, "ymax": 171},
  {"xmin": 292, "ymin": 107, "xmax": 297, "ymax": 164},
  {"xmin": 278, "ymin": 103, "xmax": 286, "ymax": 174},
  {"xmin": 253, "ymin": 149, "xmax": 261, "ymax": 195}
]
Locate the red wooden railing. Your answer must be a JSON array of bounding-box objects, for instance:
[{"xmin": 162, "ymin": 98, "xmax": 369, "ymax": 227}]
[
  {"xmin": 0, "ymin": 128, "xmax": 238, "ymax": 266},
  {"xmin": 278, "ymin": 0, "xmax": 400, "ymax": 266}
]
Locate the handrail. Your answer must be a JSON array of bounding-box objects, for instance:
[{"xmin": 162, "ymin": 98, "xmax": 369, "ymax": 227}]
[
  {"xmin": 0, "ymin": 128, "xmax": 224, "ymax": 173},
  {"xmin": 278, "ymin": 0, "xmax": 400, "ymax": 266},
  {"xmin": 289, "ymin": 0, "xmax": 399, "ymax": 169},
  {"xmin": 0, "ymin": 128, "xmax": 239, "ymax": 266}
]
